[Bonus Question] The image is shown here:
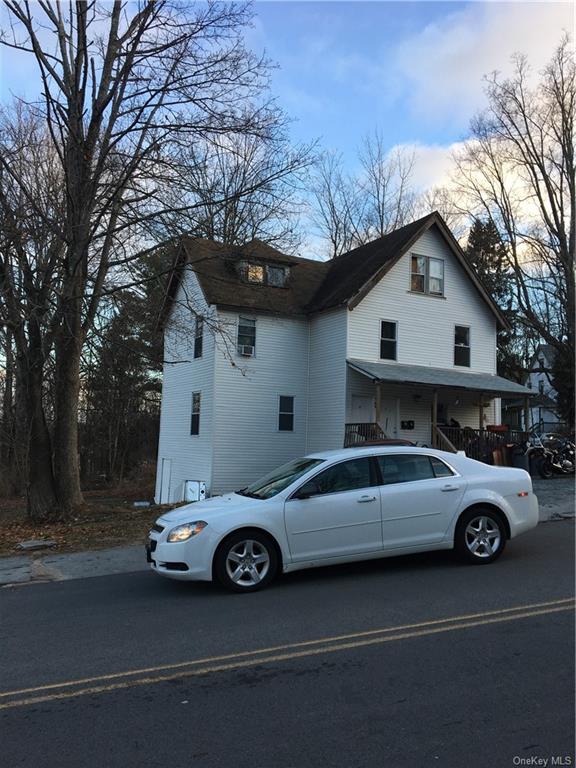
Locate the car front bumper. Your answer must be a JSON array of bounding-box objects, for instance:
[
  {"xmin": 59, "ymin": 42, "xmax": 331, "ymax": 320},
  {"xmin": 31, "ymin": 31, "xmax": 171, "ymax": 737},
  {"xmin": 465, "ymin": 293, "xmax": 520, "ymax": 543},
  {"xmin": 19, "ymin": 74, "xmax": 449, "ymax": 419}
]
[{"xmin": 146, "ymin": 531, "xmax": 215, "ymax": 582}]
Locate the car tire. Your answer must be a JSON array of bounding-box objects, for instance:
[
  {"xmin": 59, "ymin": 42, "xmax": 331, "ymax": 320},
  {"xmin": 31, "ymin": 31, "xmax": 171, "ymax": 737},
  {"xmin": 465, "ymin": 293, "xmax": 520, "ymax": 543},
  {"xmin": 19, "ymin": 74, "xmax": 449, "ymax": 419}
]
[
  {"xmin": 214, "ymin": 530, "xmax": 279, "ymax": 592},
  {"xmin": 455, "ymin": 508, "xmax": 506, "ymax": 565}
]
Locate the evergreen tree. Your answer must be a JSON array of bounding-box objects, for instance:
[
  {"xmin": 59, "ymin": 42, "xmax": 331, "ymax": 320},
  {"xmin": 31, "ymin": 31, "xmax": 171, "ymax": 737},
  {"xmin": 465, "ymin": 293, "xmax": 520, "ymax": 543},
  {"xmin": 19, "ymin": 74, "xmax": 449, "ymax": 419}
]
[{"xmin": 465, "ymin": 218, "xmax": 524, "ymax": 381}]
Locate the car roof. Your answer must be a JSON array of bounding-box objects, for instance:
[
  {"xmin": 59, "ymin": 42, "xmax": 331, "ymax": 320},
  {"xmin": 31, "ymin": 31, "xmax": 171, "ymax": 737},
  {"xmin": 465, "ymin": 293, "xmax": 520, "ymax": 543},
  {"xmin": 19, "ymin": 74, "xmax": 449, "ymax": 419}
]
[{"xmin": 307, "ymin": 446, "xmax": 461, "ymax": 461}]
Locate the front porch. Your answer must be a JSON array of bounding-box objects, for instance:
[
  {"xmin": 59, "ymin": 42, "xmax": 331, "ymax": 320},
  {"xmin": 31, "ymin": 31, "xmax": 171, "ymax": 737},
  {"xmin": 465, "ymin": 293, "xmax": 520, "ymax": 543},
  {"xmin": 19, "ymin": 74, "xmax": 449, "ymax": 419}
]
[{"xmin": 345, "ymin": 359, "xmax": 534, "ymax": 463}]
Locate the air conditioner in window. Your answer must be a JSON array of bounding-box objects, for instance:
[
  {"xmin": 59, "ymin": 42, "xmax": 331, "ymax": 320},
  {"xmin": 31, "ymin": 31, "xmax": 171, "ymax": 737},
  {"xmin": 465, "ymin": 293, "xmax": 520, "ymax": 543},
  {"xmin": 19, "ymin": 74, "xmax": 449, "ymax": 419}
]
[{"xmin": 238, "ymin": 344, "xmax": 255, "ymax": 357}]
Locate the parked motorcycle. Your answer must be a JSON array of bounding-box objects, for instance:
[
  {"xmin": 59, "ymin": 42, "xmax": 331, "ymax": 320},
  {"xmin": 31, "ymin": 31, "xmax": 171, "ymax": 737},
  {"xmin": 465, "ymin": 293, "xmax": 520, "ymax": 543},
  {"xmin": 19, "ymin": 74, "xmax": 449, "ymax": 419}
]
[{"xmin": 536, "ymin": 436, "xmax": 575, "ymax": 479}]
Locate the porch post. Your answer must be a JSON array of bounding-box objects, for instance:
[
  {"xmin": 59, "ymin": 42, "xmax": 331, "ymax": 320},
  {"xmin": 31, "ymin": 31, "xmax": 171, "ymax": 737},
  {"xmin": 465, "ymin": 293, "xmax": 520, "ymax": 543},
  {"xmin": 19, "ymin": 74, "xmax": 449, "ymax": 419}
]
[
  {"xmin": 479, "ymin": 392, "xmax": 485, "ymax": 431},
  {"xmin": 375, "ymin": 381, "xmax": 382, "ymax": 425},
  {"xmin": 432, "ymin": 389, "xmax": 438, "ymax": 446},
  {"xmin": 523, "ymin": 396, "xmax": 530, "ymax": 433}
]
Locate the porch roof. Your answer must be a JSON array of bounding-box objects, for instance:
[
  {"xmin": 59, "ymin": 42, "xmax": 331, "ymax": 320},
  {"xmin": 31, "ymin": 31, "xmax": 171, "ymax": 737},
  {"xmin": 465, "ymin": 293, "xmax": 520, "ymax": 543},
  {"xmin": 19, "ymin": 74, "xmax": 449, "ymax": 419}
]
[{"xmin": 347, "ymin": 359, "xmax": 533, "ymax": 397}]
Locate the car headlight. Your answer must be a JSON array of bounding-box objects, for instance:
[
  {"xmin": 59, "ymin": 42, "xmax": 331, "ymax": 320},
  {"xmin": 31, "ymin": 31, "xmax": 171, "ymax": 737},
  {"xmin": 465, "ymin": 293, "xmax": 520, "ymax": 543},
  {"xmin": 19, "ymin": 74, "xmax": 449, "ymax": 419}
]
[{"xmin": 167, "ymin": 521, "xmax": 208, "ymax": 542}]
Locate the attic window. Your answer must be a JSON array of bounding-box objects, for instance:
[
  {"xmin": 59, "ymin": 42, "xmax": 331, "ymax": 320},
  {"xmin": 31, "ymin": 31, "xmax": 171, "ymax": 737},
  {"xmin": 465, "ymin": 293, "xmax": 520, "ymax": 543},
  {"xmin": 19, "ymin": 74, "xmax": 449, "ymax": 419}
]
[
  {"xmin": 240, "ymin": 261, "xmax": 289, "ymax": 287},
  {"xmin": 411, "ymin": 255, "xmax": 444, "ymax": 296},
  {"xmin": 247, "ymin": 264, "xmax": 265, "ymax": 283},
  {"xmin": 266, "ymin": 265, "xmax": 287, "ymax": 287}
]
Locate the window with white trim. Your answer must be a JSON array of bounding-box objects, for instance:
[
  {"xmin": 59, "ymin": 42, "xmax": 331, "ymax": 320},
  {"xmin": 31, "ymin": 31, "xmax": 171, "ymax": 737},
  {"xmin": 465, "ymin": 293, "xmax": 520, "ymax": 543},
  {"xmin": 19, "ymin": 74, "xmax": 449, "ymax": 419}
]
[
  {"xmin": 410, "ymin": 254, "xmax": 444, "ymax": 296},
  {"xmin": 278, "ymin": 396, "xmax": 294, "ymax": 431},
  {"xmin": 380, "ymin": 321, "xmax": 397, "ymax": 361},
  {"xmin": 190, "ymin": 392, "xmax": 201, "ymax": 435},
  {"xmin": 237, "ymin": 316, "xmax": 256, "ymax": 354},
  {"xmin": 454, "ymin": 326, "xmax": 470, "ymax": 367}
]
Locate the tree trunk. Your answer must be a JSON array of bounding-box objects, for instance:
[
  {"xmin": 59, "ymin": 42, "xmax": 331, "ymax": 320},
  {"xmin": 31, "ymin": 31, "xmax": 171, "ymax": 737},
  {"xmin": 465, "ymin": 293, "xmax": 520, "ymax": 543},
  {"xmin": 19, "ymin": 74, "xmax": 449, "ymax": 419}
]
[
  {"xmin": 20, "ymin": 355, "xmax": 58, "ymax": 522},
  {"xmin": 53, "ymin": 333, "xmax": 84, "ymax": 514}
]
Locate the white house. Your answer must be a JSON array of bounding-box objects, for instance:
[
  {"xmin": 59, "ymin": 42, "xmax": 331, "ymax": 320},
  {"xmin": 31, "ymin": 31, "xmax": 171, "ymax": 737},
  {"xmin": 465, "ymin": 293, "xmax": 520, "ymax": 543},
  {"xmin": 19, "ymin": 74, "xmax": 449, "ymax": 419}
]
[
  {"xmin": 525, "ymin": 344, "xmax": 563, "ymax": 432},
  {"xmin": 155, "ymin": 212, "xmax": 533, "ymax": 503}
]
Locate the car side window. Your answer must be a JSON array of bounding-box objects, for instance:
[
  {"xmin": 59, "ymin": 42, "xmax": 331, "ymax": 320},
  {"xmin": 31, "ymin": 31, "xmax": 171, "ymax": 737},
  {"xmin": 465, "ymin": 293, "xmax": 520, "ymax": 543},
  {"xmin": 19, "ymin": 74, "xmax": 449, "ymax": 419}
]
[
  {"xmin": 377, "ymin": 454, "xmax": 436, "ymax": 485},
  {"xmin": 301, "ymin": 458, "xmax": 375, "ymax": 496},
  {"xmin": 430, "ymin": 456, "xmax": 455, "ymax": 478}
]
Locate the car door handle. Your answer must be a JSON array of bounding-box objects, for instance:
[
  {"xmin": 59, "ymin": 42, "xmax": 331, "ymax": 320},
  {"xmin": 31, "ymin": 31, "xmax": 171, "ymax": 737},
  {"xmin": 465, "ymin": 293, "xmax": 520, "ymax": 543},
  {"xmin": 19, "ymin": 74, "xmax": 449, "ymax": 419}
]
[
  {"xmin": 357, "ymin": 495, "xmax": 377, "ymax": 503},
  {"xmin": 441, "ymin": 485, "xmax": 460, "ymax": 492}
]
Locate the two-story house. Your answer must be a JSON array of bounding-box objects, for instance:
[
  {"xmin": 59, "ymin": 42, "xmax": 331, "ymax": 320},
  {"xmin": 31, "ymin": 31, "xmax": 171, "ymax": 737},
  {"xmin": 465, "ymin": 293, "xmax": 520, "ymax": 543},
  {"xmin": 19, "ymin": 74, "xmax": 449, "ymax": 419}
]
[{"xmin": 155, "ymin": 212, "xmax": 532, "ymax": 503}]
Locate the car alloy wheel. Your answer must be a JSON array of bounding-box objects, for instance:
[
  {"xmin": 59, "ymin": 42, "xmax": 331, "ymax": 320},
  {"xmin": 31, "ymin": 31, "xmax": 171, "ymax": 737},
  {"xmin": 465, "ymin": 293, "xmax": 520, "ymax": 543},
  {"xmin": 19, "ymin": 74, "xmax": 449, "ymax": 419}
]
[
  {"xmin": 225, "ymin": 539, "xmax": 270, "ymax": 587},
  {"xmin": 455, "ymin": 508, "xmax": 506, "ymax": 565},
  {"xmin": 464, "ymin": 516, "xmax": 501, "ymax": 559},
  {"xmin": 214, "ymin": 530, "xmax": 278, "ymax": 592}
]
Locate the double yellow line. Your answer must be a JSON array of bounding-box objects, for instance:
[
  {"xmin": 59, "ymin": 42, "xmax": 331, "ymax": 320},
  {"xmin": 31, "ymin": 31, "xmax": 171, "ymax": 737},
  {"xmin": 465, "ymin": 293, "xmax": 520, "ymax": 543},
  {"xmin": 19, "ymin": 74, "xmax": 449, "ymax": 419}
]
[{"xmin": 1, "ymin": 597, "xmax": 573, "ymax": 711}]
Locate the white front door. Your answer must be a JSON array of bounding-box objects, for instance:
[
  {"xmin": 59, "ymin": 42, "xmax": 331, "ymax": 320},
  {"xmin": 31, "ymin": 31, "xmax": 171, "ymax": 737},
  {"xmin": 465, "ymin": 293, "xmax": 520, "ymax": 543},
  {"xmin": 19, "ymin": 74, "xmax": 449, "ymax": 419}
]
[
  {"xmin": 379, "ymin": 398, "xmax": 398, "ymax": 437},
  {"xmin": 351, "ymin": 395, "xmax": 375, "ymax": 423},
  {"xmin": 284, "ymin": 457, "xmax": 383, "ymax": 561}
]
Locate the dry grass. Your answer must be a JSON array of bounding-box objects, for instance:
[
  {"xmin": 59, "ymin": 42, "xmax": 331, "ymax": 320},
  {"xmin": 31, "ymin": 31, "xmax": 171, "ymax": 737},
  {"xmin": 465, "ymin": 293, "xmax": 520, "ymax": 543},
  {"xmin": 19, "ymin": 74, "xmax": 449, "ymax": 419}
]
[{"xmin": 0, "ymin": 483, "xmax": 184, "ymax": 557}]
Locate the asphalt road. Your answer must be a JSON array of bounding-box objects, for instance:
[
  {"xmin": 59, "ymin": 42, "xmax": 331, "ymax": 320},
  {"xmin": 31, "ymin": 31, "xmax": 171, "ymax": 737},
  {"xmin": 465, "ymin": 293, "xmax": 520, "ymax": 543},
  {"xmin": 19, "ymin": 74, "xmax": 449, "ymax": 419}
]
[{"xmin": 1, "ymin": 520, "xmax": 574, "ymax": 768}]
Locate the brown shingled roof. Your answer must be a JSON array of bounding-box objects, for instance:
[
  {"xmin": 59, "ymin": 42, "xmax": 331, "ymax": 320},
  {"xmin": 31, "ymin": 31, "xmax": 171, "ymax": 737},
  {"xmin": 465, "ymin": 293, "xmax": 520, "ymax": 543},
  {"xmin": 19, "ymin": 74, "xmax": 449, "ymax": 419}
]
[
  {"xmin": 158, "ymin": 213, "xmax": 509, "ymax": 329},
  {"xmin": 160, "ymin": 238, "xmax": 328, "ymax": 323}
]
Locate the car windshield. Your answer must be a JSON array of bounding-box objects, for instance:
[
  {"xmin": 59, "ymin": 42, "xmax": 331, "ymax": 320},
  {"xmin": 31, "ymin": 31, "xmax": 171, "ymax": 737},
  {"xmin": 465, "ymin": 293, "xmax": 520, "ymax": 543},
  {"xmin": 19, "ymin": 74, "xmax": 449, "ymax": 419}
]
[{"xmin": 236, "ymin": 457, "xmax": 325, "ymax": 500}]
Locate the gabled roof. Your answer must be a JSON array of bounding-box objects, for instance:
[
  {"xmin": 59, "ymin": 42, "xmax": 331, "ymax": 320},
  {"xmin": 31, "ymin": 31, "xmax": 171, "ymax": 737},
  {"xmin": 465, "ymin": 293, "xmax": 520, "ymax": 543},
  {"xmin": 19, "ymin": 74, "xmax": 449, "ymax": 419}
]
[
  {"xmin": 306, "ymin": 212, "xmax": 509, "ymax": 328},
  {"xmin": 158, "ymin": 212, "xmax": 509, "ymax": 329}
]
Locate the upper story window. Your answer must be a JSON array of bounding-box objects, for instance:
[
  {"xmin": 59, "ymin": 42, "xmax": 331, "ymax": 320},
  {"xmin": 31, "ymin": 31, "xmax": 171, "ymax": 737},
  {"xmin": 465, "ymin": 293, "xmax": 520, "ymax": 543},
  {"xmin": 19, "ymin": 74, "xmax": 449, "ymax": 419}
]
[
  {"xmin": 380, "ymin": 321, "xmax": 397, "ymax": 361},
  {"xmin": 194, "ymin": 315, "xmax": 203, "ymax": 359},
  {"xmin": 238, "ymin": 316, "xmax": 256, "ymax": 356},
  {"xmin": 247, "ymin": 264, "xmax": 265, "ymax": 284},
  {"xmin": 454, "ymin": 325, "xmax": 470, "ymax": 367},
  {"xmin": 238, "ymin": 261, "xmax": 289, "ymax": 288},
  {"xmin": 266, "ymin": 265, "xmax": 288, "ymax": 287},
  {"xmin": 411, "ymin": 255, "xmax": 444, "ymax": 296}
]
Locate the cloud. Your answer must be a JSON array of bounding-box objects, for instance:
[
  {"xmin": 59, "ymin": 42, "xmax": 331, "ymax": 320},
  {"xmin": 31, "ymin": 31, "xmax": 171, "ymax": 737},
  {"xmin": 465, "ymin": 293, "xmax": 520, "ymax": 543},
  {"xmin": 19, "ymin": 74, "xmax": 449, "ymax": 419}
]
[{"xmin": 394, "ymin": 2, "xmax": 572, "ymax": 125}]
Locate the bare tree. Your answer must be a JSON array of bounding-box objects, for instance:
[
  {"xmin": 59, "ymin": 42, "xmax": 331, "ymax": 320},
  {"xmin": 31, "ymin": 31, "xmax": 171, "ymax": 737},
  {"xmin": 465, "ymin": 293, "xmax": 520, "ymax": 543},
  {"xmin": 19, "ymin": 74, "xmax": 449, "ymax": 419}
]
[
  {"xmin": 311, "ymin": 151, "xmax": 363, "ymax": 258},
  {"xmin": 312, "ymin": 139, "xmax": 417, "ymax": 258},
  {"xmin": 452, "ymin": 37, "xmax": 574, "ymax": 419},
  {"xmin": 358, "ymin": 134, "xmax": 417, "ymax": 239},
  {"xmin": 158, "ymin": 132, "xmax": 312, "ymax": 253},
  {"xmin": 0, "ymin": 1, "xmax": 300, "ymax": 519}
]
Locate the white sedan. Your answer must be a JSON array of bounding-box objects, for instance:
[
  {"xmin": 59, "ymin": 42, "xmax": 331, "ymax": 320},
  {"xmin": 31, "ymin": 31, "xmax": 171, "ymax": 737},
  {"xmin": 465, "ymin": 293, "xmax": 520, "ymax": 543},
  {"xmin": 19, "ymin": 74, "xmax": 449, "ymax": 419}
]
[{"xmin": 147, "ymin": 447, "xmax": 539, "ymax": 592}]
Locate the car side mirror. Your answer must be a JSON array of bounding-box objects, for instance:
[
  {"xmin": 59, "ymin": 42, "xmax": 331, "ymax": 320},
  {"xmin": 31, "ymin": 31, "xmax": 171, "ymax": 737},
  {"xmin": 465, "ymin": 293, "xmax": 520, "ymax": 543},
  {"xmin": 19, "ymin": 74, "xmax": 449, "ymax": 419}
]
[{"xmin": 293, "ymin": 479, "xmax": 321, "ymax": 500}]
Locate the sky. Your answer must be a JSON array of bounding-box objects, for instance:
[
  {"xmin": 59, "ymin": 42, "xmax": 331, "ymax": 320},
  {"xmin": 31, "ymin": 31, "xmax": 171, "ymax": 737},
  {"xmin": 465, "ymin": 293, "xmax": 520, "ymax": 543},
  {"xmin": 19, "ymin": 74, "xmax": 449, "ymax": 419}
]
[
  {"xmin": 247, "ymin": 1, "xmax": 573, "ymax": 189},
  {"xmin": 0, "ymin": 1, "xmax": 572, "ymax": 214}
]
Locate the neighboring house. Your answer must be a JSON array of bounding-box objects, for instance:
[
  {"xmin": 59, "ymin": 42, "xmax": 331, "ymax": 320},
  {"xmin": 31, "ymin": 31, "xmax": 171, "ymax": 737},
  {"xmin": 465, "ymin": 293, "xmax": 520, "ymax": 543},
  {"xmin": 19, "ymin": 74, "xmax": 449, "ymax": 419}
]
[
  {"xmin": 525, "ymin": 345, "xmax": 562, "ymax": 431},
  {"xmin": 155, "ymin": 212, "xmax": 532, "ymax": 503}
]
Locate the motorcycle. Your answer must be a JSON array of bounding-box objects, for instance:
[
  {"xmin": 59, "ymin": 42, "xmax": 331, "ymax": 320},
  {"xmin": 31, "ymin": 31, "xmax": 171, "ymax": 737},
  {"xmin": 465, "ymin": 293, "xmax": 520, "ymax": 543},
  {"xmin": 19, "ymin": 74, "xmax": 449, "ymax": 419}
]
[{"xmin": 536, "ymin": 436, "xmax": 575, "ymax": 479}]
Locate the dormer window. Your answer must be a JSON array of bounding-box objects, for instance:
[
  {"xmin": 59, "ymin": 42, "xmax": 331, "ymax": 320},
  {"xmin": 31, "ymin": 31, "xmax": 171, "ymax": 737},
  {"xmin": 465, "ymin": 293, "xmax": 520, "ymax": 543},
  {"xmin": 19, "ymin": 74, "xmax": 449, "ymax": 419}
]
[
  {"xmin": 240, "ymin": 261, "xmax": 289, "ymax": 288},
  {"xmin": 247, "ymin": 264, "xmax": 265, "ymax": 283},
  {"xmin": 266, "ymin": 265, "xmax": 287, "ymax": 287},
  {"xmin": 411, "ymin": 255, "xmax": 444, "ymax": 296}
]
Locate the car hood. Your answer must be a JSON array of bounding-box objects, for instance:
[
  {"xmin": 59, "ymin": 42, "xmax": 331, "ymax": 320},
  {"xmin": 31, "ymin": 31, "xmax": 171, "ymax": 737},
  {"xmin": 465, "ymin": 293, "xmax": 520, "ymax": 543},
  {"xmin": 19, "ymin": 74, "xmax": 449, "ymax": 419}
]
[{"xmin": 157, "ymin": 493, "xmax": 264, "ymax": 526}]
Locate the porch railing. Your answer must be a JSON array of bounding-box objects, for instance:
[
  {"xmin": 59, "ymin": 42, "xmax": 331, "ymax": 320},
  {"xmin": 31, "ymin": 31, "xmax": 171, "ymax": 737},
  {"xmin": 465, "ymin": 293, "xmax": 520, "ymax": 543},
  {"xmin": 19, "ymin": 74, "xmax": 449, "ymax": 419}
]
[
  {"xmin": 435, "ymin": 426, "xmax": 530, "ymax": 462},
  {"xmin": 344, "ymin": 423, "xmax": 386, "ymax": 447}
]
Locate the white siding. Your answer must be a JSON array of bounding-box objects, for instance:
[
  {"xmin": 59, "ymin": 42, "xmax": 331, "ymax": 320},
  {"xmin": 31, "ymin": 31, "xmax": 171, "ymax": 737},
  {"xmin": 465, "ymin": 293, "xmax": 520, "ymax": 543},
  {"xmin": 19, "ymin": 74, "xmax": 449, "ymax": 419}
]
[
  {"xmin": 347, "ymin": 227, "xmax": 498, "ymax": 374},
  {"xmin": 306, "ymin": 309, "xmax": 348, "ymax": 453},
  {"xmin": 155, "ymin": 268, "xmax": 215, "ymax": 503},
  {"xmin": 211, "ymin": 311, "xmax": 309, "ymax": 494}
]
